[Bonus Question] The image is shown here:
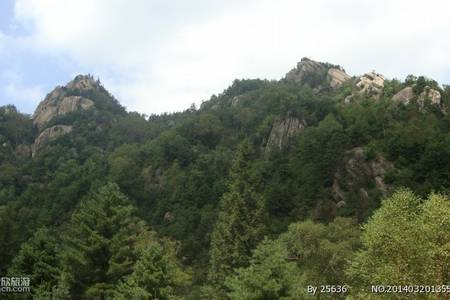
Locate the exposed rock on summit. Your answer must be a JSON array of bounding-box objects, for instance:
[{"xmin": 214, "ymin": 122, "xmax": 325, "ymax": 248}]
[
  {"xmin": 265, "ymin": 115, "xmax": 307, "ymax": 153},
  {"xmin": 392, "ymin": 86, "xmax": 415, "ymax": 103},
  {"xmin": 285, "ymin": 57, "xmax": 328, "ymax": 85},
  {"xmin": 31, "ymin": 125, "xmax": 73, "ymax": 157},
  {"xmin": 419, "ymin": 86, "xmax": 442, "ymax": 106},
  {"xmin": 344, "ymin": 71, "xmax": 386, "ymax": 103},
  {"xmin": 285, "ymin": 57, "xmax": 351, "ymax": 89},
  {"xmin": 392, "ymin": 85, "xmax": 442, "ymax": 110},
  {"xmin": 355, "ymin": 72, "xmax": 385, "ymax": 98},
  {"xmin": 327, "ymin": 68, "xmax": 351, "ymax": 88},
  {"xmin": 33, "ymin": 75, "xmax": 97, "ymax": 129},
  {"xmin": 66, "ymin": 75, "xmax": 98, "ymax": 90}
]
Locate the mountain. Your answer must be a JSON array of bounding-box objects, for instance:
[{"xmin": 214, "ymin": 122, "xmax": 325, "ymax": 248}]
[{"xmin": 0, "ymin": 58, "xmax": 449, "ymax": 298}]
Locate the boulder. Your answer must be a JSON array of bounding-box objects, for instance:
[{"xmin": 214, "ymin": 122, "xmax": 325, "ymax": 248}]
[
  {"xmin": 31, "ymin": 125, "xmax": 73, "ymax": 156},
  {"xmin": 419, "ymin": 86, "xmax": 441, "ymax": 105},
  {"xmin": 392, "ymin": 86, "xmax": 442, "ymax": 108},
  {"xmin": 356, "ymin": 72, "xmax": 385, "ymax": 98},
  {"xmin": 265, "ymin": 115, "xmax": 307, "ymax": 153},
  {"xmin": 392, "ymin": 86, "xmax": 415, "ymax": 104}
]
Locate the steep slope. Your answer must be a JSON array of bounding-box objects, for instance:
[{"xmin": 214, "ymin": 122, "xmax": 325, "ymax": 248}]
[{"xmin": 1, "ymin": 57, "xmax": 450, "ymax": 282}]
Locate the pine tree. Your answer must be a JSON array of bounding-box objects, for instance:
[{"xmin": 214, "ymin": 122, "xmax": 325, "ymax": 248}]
[
  {"xmin": 207, "ymin": 141, "xmax": 265, "ymax": 296},
  {"xmin": 7, "ymin": 227, "xmax": 60, "ymax": 298},
  {"xmin": 58, "ymin": 183, "xmax": 154, "ymax": 299},
  {"xmin": 114, "ymin": 242, "xmax": 189, "ymax": 300}
]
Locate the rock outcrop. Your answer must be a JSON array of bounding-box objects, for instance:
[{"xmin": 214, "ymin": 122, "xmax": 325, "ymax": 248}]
[
  {"xmin": 33, "ymin": 75, "xmax": 97, "ymax": 129},
  {"xmin": 66, "ymin": 75, "xmax": 98, "ymax": 90},
  {"xmin": 285, "ymin": 57, "xmax": 328, "ymax": 85},
  {"xmin": 344, "ymin": 71, "xmax": 386, "ymax": 103},
  {"xmin": 265, "ymin": 115, "xmax": 307, "ymax": 153},
  {"xmin": 392, "ymin": 85, "xmax": 442, "ymax": 110},
  {"xmin": 392, "ymin": 86, "xmax": 415, "ymax": 104},
  {"xmin": 327, "ymin": 68, "xmax": 351, "ymax": 88},
  {"xmin": 419, "ymin": 86, "xmax": 441, "ymax": 105},
  {"xmin": 328, "ymin": 147, "xmax": 393, "ymax": 219},
  {"xmin": 31, "ymin": 125, "xmax": 73, "ymax": 156},
  {"xmin": 355, "ymin": 72, "xmax": 385, "ymax": 98},
  {"xmin": 285, "ymin": 57, "xmax": 351, "ymax": 89}
]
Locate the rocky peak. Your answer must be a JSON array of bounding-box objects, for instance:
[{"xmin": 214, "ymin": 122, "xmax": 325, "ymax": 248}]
[
  {"xmin": 285, "ymin": 57, "xmax": 327, "ymax": 84},
  {"xmin": 355, "ymin": 72, "xmax": 385, "ymax": 97},
  {"xmin": 285, "ymin": 57, "xmax": 351, "ymax": 89},
  {"xmin": 66, "ymin": 74, "xmax": 98, "ymax": 91},
  {"xmin": 32, "ymin": 75, "xmax": 98, "ymax": 129}
]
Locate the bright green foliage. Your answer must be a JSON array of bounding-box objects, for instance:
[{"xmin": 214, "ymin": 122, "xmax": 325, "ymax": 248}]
[
  {"xmin": 281, "ymin": 218, "xmax": 360, "ymax": 291},
  {"xmin": 347, "ymin": 189, "xmax": 450, "ymax": 298},
  {"xmin": 58, "ymin": 183, "xmax": 156, "ymax": 299},
  {"xmin": 208, "ymin": 141, "xmax": 266, "ymax": 295},
  {"xmin": 226, "ymin": 217, "xmax": 360, "ymax": 300},
  {"xmin": 2, "ymin": 65, "xmax": 450, "ymax": 299}
]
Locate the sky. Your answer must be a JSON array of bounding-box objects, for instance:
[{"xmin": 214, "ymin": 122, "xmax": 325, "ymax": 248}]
[{"xmin": 0, "ymin": 0, "xmax": 450, "ymax": 115}]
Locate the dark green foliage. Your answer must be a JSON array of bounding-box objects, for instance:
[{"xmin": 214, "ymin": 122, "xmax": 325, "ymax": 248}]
[
  {"xmin": 114, "ymin": 243, "xmax": 189, "ymax": 299},
  {"xmin": 58, "ymin": 183, "xmax": 153, "ymax": 299},
  {"xmin": 7, "ymin": 227, "xmax": 59, "ymax": 297},
  {"xmin": 1, "ymin": 69, "xmax": 450, "ymax": 298},
  {"xmin": 208, "ymin": 141, "xmax": 266, "ymax": 295},
  {"xmin": 290, "ymin": 115, "xmax": 348, "ymax": 215}
]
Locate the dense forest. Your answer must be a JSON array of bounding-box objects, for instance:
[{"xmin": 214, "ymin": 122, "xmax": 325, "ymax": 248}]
[{"xmin": 0, "ymin": 58, "xmax": 449, "ymax": 299}]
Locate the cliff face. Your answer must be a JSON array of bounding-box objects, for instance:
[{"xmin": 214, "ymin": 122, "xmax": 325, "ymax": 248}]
[
  {"xmin": 265, "ymin": 115, "xmax": 307, "ymax": 153},
  {"xmin": 329, "ymin": 147, "xmax": 393, "ymax": 219},
  {"xmin": 32, "ymin": 75, "xmax": 97, "ymax": 129},
  {"xmin": 31, "ymin": 125, "xmax": 73, "ymax": 156}
]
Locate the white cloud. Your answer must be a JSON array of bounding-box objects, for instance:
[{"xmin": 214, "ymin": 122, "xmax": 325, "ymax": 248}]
[
  {"xmin": 4, "ymin": 81, "xmax": 43, "ymax": 106},
  {"xmin": 12, "ymin": 0, "xmax": 450, "ymax": 114},
  {"xmin": 1, "ymin": 70, "xmax": 44, "ymax": 108}
]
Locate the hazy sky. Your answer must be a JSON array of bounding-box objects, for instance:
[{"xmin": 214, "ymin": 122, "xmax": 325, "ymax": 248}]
[{"xmin": 1, "ymin": 0, "xmax": 449, "ymax": 115}]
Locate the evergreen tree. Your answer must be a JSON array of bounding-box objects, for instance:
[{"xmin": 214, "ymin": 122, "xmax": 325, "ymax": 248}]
[
  {"xmin": 225, "ymin": 239, "xmax": 301, "ymax": 300},
  {"xmin": 207, "ymin": 141, "xmax": 266, "ymax": 296},
  {"xmin": 114, "ymin": 243, "xmax": 189, "ymax": 299},
  {"xmin": 7, "ymin": 227, "xmax": 59, "ymax": 299},
  {"xmin": 58, "ymin": 183, "xmax": 155, "ymax": 299}
]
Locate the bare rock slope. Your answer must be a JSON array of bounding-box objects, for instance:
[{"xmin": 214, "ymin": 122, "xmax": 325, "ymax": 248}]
[{"xmin": 33, "ymin": 75, "xmax": 97, "ymax": 129}]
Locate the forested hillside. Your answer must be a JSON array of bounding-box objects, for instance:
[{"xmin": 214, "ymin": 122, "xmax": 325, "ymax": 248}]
[{"xmin": 0, "ymin": 58, "xmax": 449, "ymax": 299}]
